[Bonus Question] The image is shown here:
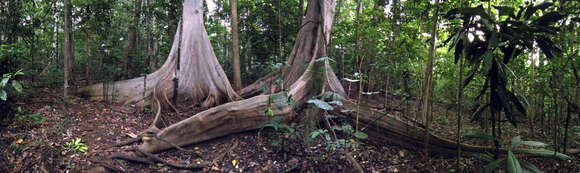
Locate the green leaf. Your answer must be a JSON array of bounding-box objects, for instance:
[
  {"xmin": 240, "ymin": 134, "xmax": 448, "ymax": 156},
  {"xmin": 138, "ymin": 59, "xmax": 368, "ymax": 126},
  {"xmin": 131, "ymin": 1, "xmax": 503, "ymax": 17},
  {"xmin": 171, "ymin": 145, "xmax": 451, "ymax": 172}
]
[
  {"xmin": 507, "ymin": 151, "xmax": 523, "ymax": 173},
  {"xmin": 516, "ymin": 149, "xmax": 573, "ymax": 160},
  {"xmin": 1, "ymin": 90, "xmax": 6, "ymax": 101},
  {"xmin": 511, "ymin": 136, "xmax": 522, "ymax": 150},
  {"xmin": 0, "ymin": 78, "xmax": 8, "ymax": 87},
  {"xmin": 307, "ymin": 99, "xmax": 333, "ymax": 111},
  {"xmin": 493, "ymin": 6, "xmax": 515, "ymax": 18},
  {"xmin": 11, "ymin": 80, "xmax": 22, "ymax": 93},
  {"xmin": 520, "ymin": 160, "xmax": 544, "ymax": 173},
  {"xmin": 328, "ymin": 100, "xmax": 343, "ymax": 106},
  {"xmin": 14, "ymin": 69, "xmax": 23, "ymax": 76},
  {"xmin": 482, "ymin": 50, "xmax": 494, "ymax": 73},
  {"xmin": 310, "ymin": 131, "xmax": 320, "ymax": 139},
  {"xmin": 472, "ymin": 152, "xmax": 494, "ymax": 162},
  {"xmin": 520, "ymin": 141, "xmax": 549, "ymax": 148},
  {"xmin": 534, "ymin": 12, "xmax": 565, "ymax": 26},
  {"xmin": 482, "ymin": 158, "xmax": 505, "ymax": 173},
  {"xmin": 265, "ymin": 107, "xmax": 274, "ymax": 116},
  {"xmin": 353, "ymin": 131, "xmax": 368, "ymax": 139}
]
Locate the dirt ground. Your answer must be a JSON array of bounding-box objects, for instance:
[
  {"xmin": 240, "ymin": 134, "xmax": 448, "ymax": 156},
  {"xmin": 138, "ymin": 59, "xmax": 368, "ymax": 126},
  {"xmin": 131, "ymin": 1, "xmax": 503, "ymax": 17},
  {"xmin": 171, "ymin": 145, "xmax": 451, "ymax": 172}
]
[{"xmin": 1, "ymin": 87, "xmax": 578, "ymax": 172}]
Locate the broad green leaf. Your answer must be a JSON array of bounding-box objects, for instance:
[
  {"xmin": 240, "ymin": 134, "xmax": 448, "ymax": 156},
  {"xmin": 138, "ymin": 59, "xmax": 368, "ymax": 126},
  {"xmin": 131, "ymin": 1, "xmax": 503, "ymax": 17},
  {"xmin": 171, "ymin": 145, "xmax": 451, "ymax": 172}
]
[
  {"xmin": 472, "ymin": 152, "xmax": 494, "ymax": 162},
  {"xmin": 307, "ymin": 99, "xmax": 333, "ymax": 111},
  {"xmin": 507, "ymin": 151, "xmax": 523, "ymax": 173},
  {"xmin": 0, "ymin": 90, "xmax": 6, "ymax": 101},
  {"xmin": 483, "ymin": 158, "xmax": 504, "ymax": 173},
  {"xmin": 14, "ymin": 69, "xmax": 23, "ymax": 75},
  {"xmin": 511, "ymin": 136, "xmax": 522, "ymax": 150},
  {"xmin": 265, "ymin": 107, "xmax": 274, "ymax": 116},
  {"xmin": 516, "ymin": 149, "xmax": 572, "ymax": 160},
  {"xmin": 11, "ymin": 80, "xmax": 22, "ymax": 93},
  {"xmin": 493, "ymin": 6, "xmax": 515, "ymax": 18},
  {"xmin": 520, "ymin": 141, "xmax": 548, "ymax": 148},
  {"xmin": 354, "ymin": 131, "xmax": 368, "ymax": 139},
  {"xmin": 482, "ymin": 50, "xmax": 493, "ymax": 73},
  {"xmin": 0, "ymin": 78, "xmax": 8, "ymax": 87},
  {"xmin": 520, "ymin": 160, "xmax": 544, "ymax": 173},
  {"xmin": 328, "ymin": 100, "xmax": 343, "ymax": 106}
]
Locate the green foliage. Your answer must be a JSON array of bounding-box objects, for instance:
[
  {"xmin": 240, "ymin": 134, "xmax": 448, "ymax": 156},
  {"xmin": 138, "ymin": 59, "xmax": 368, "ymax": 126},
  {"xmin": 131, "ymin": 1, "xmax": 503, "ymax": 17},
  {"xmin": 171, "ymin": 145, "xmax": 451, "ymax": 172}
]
[
  {"xmin": 14, "ymin": 106, "xmax": 46, "ymax": 127},
  {"xmin": 307, "ymin": 99, "xmax": 334, "ymax": 111},
  {"xmin": 64, "ymin": 138, "xmax": 88, "ymax": 153},
  {"xmin": 469, "ymin": 135, "xmax": 572, "ymax": 173},
  {"xmin": 444, "ymin": 2, "xmax": 568, "ymax": 127},
  {"xmin": 1, "ymin": 69, "xmax": 24, "ymax": 101}
]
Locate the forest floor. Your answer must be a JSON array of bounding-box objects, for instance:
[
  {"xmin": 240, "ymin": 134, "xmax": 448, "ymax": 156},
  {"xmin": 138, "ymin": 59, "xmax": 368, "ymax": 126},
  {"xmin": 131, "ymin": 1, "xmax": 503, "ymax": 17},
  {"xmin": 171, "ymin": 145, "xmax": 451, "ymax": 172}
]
[{"xmin": 1, "ymin": 87, "xmax": 579, "ymax": 172}]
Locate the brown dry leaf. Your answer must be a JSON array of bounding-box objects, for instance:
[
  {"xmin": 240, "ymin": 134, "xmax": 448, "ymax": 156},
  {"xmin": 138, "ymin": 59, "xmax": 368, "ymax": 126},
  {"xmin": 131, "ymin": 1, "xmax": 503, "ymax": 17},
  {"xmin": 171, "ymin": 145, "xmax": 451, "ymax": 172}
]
[
  {"xmin": 96, "ymin": 137, "xmax": 101, "ymax": 141},
  {"xmin": 15, "ymin": 138, "xmax": 23, "ymax": 144},
  {"xmin": 211, "ymin": 166, "xmax": 220, "ymax": 171}
]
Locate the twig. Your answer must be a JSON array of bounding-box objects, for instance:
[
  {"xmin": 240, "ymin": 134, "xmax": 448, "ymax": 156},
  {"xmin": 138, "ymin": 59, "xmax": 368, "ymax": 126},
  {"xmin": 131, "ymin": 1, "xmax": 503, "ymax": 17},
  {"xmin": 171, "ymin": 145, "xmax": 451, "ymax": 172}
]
[{"xmin": 211, "ymin": 139, "xmax": 239, "ymax": 165}]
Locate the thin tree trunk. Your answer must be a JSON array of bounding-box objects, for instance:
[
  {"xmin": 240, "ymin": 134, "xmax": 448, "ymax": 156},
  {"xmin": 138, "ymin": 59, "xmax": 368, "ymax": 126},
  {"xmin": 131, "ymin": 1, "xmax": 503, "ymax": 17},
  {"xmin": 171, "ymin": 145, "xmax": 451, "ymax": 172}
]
[
  {"xmin": 354, "ymin": 0, "xmax": 363, "ymax": 132},
  {"xmin": 386, "ymin": 0, "xmax": 399, "ymax": 112},
  {"xmin": 84, "ymin": 26, "xmax": 91, "ymax": 85},
  {"xmin": 277, "ymin": 0, "xmax": 283, "ymax": 63},
  {"xmin": 422, "ymin": 0, "xmax": 439, "ymax": 159},
  {"xmin": 456, "ymin": 35, "xmax": 466, "ymax": 172},
  {"xmin": 123, "ymin": 0, "xmax": 143, "ymax": 78},
  {"xmin": 231, "ymin": 0, "xmax": 242, "ymax": 90},
  {"xmin": 64, "ymin": 0, "xmax": 74, "ymax": 98},
  {"xmin": 298, "ymin": 0, "xmax": 304, "ymax": 29},
  {"xmin": 529, "ymin": 48, "xmax": 537, "ymax": 136}
]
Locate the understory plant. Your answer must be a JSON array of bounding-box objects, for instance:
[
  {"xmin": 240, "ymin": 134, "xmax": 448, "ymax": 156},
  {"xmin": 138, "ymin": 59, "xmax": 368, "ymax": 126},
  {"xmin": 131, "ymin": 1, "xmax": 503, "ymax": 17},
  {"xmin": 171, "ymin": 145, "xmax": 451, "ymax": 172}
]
[
  {"xmin": 307, "ymin": 92, "xmax": 368, "ymax": 151},
  {"xmin": 1, "ymin": 69, "xmax": 23, "ymax": 101},
  {"xmin": 466, "ymin": 133, "xmax": 572, "ymax": 173},
  {"xmin": 64, "ymin": 138, "xmax": 88, "ymax": 153}
]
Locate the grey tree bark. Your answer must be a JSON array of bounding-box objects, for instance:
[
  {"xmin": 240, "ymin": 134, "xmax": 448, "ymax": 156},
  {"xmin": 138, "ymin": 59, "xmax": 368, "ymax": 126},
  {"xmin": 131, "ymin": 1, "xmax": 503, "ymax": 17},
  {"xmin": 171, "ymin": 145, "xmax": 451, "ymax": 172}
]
[{"xmin": 64, "ymin": 0, "xmax": 74, "ymax": 98}]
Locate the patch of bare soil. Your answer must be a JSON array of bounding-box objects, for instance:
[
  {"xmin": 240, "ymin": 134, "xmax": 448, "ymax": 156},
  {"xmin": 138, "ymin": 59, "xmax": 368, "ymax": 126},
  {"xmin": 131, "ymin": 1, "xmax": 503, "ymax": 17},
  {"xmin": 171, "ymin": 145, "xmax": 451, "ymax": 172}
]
[{"xmin": 0, "ymin": 87, "xmax": 578, "ymax": 172}]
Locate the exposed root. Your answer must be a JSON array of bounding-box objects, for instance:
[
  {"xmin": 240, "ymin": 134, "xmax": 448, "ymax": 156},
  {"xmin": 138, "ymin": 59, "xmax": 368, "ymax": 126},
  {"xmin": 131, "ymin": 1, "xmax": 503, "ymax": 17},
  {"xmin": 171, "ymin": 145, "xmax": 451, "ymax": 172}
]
[
  {"xmin": 88, "ymin": 158, "xmax": 126, "ymax": 172},
  {"xmin": 163, "ymin": 87, "xmax": 180, "ymax": 113},
  {"xmin": 115, "ymin": 138, "xmax": 141, "ymax": 147},
  {"xmin": 109, "ymin": 148, "xmax": 208, "ymax": 170},
  {"xmin": 345, "ymin": 152, "xmax": 364, "ymax": 173},
  {"xmin": 151, "ymin": 134, "xmax": 202, "ymax": 157},
  {"xmin": 134, "ymin": 149, "xmax": 208, "ymax": 169}
]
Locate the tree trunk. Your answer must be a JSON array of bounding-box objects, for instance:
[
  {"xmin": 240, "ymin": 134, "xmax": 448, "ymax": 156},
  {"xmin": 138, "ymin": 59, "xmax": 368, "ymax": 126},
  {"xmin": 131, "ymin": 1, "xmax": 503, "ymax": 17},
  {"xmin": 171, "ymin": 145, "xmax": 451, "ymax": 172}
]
[
  {"xmin": 240, "ymin": 0, "xmax": 345, "ymax": 97},
  {"xmin": 64, "ymin": 0, "xmax": 74, "ymax": 98},
  {"xmin": 298, "ymin": 0, "xmax": 304, "ymax": 30},
  {"xmin": 84, "ymin": 26, "xmax": 91, "ymax": 85},
  {"xmin": 166, "ymin": 0, "xmax": 178, "ymax": 47},
  {"xmin": 231, "ymin": 0, "xmax": 242, "ymax": 91},
  {"xmin": 77, "ymin": 0, "xmax": 239, "ymax": 108},
  {"xmin": 123, "ymin": 0, "xmax": 143, "ymax": 78},
  {"xmin": 139, "ymin": 0, "xmax": 342, "ymax": 153},
  {"xmin": 422, "ymin": 0, "xmax": 439, "ymax": 159}
]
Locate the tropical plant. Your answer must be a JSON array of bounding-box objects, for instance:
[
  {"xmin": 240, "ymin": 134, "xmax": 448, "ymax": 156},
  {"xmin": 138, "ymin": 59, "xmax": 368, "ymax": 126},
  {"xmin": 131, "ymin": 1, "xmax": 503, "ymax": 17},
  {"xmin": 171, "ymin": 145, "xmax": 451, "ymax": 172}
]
[
  {"xmin": 0, "ymin": 69, "xmax": 24, "ymax": 101},
  {"xmin": 444, "ymin": 1, "xmax": 569, "ymax": 157},
  {"xmin": 64, "ymin": 138, "xmax": 88, "ymax": 153},
  {"xmin": 466, "ymin": 134, "xmax": 572, "ymax": 173}
]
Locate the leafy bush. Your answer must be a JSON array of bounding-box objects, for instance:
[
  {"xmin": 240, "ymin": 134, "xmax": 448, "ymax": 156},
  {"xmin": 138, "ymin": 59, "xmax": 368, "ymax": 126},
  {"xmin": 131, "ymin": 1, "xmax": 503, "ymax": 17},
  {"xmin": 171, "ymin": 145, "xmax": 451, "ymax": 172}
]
[{"xmin": 1, "ymin": 69, "xmax": 23, "ymax": 101}]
